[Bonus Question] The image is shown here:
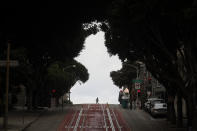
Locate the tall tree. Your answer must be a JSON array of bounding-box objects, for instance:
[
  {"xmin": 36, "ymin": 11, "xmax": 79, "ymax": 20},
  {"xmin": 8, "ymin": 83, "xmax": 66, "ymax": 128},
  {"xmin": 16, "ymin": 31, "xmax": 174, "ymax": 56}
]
[
  {"xmin": 110, "ymin": 61, "xmax": 137, "ymax": 108},
  {"xmin": 104, "ymin": 0, "xmax": 197, "ymax": 129},
  {"xmin": 46, "ymin": 59, "xmax": 89, "ymax": 106}
]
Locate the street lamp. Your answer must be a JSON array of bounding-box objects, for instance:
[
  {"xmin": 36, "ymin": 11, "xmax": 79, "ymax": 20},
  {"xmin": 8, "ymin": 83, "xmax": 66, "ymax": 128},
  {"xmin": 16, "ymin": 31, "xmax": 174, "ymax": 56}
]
[
  {"xmin": 123, "ymin": 61, "xmax": 144, "ymax": 108},
  {"xmin": 63, "ymin": 65, "xmax": 76, "ymax": 71}
]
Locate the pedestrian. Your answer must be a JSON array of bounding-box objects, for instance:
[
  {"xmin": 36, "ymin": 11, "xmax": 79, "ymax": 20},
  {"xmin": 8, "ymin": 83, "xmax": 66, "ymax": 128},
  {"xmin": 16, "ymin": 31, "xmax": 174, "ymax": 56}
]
[
  {"xmin": 118, "ymin": 90, "xmax": 123, "ymax": 104},
  {"xmin": 96, "ymin": 97, "xmax": 99, "ymax": 104}
]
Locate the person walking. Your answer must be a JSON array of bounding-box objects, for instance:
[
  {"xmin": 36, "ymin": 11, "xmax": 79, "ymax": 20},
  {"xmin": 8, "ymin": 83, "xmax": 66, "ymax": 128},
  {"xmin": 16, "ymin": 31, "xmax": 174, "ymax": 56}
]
[{"xmin": 96, "ymin": 97, "xmax": 99, "ymax": 104}]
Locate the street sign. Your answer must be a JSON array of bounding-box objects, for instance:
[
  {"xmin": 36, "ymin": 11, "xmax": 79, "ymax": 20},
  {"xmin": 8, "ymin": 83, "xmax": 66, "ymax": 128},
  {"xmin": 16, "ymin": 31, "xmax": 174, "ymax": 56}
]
[
  {"xmin": 0, "ymin": 60, "xmax": 19, "ymax": 67},
  {"xmin": 135, "ymin": 83, "xmax": 141, "ymax": 89},
  {"xmin": 132, "ymin": 79, "xmax": 143, "ymax": 83}
]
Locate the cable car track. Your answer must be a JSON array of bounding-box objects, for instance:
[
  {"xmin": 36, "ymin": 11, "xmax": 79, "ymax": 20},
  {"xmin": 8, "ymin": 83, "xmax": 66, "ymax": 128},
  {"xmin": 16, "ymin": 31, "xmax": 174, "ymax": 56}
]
[{"xmin": 58, "ymin": 104, "xmax": 131, "ymax": 131}]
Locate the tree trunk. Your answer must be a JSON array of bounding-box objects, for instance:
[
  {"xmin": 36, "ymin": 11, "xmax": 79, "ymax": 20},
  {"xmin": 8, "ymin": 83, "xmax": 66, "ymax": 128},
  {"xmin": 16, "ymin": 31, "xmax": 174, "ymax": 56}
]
[
  {"xmin": 167, "ymin": 94, "xmax": 176, "ymax": 124},
  {"xmin": 129, "ymin": 98, "xmax": 133, "ymax": 110},
  {"xmin": 33, "ymin": 91, "xmax": 40, "ymax": 109},
  {"xmin": 32, "ymin": 91, "xmax": 37, "ymax": 109},
  {"xmin": 27, "ymin": 89, "xmax": 33, "ymax": 110},
  {"xmin": 56, "ymin": 97, "xmax": 59, "ymax": 107},
  {"xmin": 193, "ymin": 87, "xmax": 197, "ymax": 131},
  {"xmin": 171, "ymin": 100, "xmax": 176, "ymax": 125},
  {"xmin": 141, "ymin": 85, "xmax": 146, "ymax": 110},
  {"xmin": 177, "ymin": 91, "xmax": 183, "ymax": 128},
  {"xmin": 129, "ymin": 90, "xmax": 133, "ymax": 110},
  {"xmin": 186, "ymin": 94, "xmax": 196, "ymax": 131},
  {"xmin": 129, "ymin": 86, "xmax": 132, "ymax": 110},
  {"xmin": 193, "ymin": 109, "xmax": 197, "ymax": 131}
]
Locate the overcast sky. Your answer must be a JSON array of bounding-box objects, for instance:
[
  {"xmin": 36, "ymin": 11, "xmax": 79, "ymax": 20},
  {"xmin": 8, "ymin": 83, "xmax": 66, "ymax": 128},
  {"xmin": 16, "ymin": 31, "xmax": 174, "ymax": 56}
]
[{"xmin": 70, "ymin": 31, "xmax": 122, "ymax": 104}]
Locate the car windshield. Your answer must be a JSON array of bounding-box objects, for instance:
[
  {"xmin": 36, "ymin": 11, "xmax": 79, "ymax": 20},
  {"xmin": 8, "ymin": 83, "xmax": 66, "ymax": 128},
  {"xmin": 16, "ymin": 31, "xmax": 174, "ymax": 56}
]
[{"xmin": 153, "ymin": 100, "xmax": 164, "ymax": 103}]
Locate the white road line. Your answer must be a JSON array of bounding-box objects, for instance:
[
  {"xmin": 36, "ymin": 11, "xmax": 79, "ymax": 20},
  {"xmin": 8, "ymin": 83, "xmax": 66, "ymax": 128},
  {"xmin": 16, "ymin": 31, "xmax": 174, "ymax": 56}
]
[
  {"xmin": 112, "ymin": 109, "xmax": 122, "ymax": 131},
  {"xmin": 107, "ymin": 107, "xmax": 115, "ymax": 131},
  {"xmin": 80, "ymin": 104, "xmax": 89, "ymax": 131},
  {"xmin": 74, "ymin": 107, "xmax": 83, "ymax": 131},
  {"xmin": 101, "ymin": 104, "xmax": 108, "ymax": 131},
  {"xmin": 66, "ymin": 110, "xmax": 78, "ymax": 131}
]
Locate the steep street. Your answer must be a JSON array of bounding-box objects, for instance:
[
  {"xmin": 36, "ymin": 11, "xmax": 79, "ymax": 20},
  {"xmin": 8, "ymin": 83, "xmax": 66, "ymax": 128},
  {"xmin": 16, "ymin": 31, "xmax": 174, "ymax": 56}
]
[{"xmin": 23, "ymin": 104, "xmax": 183, "ymax": 131}]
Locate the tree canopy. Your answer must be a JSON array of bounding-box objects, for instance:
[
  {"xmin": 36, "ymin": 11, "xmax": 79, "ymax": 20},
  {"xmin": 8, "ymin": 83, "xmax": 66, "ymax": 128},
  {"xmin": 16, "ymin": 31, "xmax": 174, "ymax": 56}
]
[
  {"xmin": 0, "ymin": 0, "xmax": 197, "ymax": 128},
  {"xmin": 110, "ymin": 61, "xmax": 137, "ymax": 88},
  {"xmin": 104, "ymin": 0, "xmax": 197, "ymax": 95},
  {"xmin": 105, "ymin": 0, "xmax": 197, "ymax": 128},
  {"xmin": 47, "ymin": 60, "xmax": 89, "ymax": 97}
]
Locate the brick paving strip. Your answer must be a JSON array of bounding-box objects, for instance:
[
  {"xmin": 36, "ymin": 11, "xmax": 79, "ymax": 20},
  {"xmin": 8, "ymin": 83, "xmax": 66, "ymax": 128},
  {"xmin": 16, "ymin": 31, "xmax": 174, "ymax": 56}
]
[{"xmin": 57, "ymin": 104, "xmax": 131, "ymax": 131}]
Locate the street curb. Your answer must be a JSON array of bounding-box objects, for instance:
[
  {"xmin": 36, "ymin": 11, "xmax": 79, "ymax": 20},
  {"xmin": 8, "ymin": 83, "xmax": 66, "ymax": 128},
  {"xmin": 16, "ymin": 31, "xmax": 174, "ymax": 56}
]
[{"xmin": 21, "ymin": 110, "xmax": 47, "ymax": 131}]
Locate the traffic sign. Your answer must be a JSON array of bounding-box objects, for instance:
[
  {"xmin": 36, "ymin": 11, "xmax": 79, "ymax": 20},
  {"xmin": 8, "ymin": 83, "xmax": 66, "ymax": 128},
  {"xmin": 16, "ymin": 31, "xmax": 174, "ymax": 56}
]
[
  {"xmin": 0, "ymin": 60, "xmax": 19, "ymax": 67},
  {"xmin": 135, "ymin": 83, "xmax": 141, "ymax": 89},
  {"xmin": 132, "ymin": 79, "xmax": 143, "ymax": 83}
]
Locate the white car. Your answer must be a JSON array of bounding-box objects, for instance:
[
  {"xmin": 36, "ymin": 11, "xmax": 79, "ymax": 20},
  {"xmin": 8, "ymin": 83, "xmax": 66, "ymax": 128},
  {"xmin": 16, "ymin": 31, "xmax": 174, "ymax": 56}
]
[
  {"xmin": 150, "ymin": 99, "xmax": 167, "ymax": 116},
  {"xmin": 144, "ymin": 98, "xmax": 159, "ymax": 112}
]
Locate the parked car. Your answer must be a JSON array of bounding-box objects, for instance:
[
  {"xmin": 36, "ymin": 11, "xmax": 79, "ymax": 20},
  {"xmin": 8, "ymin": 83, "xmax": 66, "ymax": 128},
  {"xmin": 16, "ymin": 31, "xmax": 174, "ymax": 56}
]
[
  {"xmin": 150, "ymin": 99, "xmax": 167, "ymax": 117},
  {"xmin": 144, "ymin": 98, "xmax": 159, "ymax": 112},
  {"xmin": 144, "ymin": 100, "xmax": 150, "ymax": 111}
]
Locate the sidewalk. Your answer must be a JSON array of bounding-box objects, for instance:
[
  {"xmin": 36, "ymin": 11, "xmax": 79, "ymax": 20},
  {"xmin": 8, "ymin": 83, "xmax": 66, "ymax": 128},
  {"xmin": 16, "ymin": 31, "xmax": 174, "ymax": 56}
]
[
  {"xmin": 0, "ymin": 107, "xmax": 47, "ymax": 131},
  {"xmin": 23, "ymin": 105, "xmax": 73, "ymax": 131},
  {"xmin": 120, "ymin": 105, "xmax": 188, "ymax": 131}
]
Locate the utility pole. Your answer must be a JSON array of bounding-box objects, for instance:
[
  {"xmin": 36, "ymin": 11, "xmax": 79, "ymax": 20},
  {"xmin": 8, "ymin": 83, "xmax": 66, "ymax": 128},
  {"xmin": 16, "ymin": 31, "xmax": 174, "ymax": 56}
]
[
  {"xmin": 4, "ymin": 42, "xmax": 10, "ymax": 131},
  {"xmin": 0, "ymin": 42, "xmax": 19, "ymax": 130}
]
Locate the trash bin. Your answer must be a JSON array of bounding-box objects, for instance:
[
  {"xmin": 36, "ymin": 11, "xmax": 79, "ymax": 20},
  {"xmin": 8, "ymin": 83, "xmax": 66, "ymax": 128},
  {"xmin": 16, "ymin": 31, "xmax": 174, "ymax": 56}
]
[
  {"xmin": 121, "ymin": 91, "xmax": 129, "ymax": 109},
  {"xmin": 122, "ymin": 99, "xmax": 128, "ymax": 108}
]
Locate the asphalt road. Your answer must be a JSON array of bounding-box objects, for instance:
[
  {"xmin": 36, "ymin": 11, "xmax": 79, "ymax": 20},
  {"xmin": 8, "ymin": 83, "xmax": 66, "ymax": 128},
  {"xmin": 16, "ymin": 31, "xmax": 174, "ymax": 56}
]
[{"xmin": 25, "ymin": 104, "xmax": 178, "ymax": 131}]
